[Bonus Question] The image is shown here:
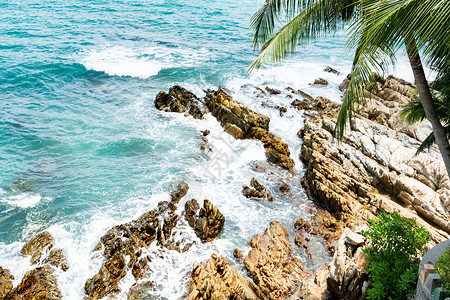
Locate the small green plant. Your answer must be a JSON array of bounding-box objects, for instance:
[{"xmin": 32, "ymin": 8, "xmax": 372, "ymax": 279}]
[
  {"xmin": 436, "ymin": 248, "xmax": 450, "ymax": 292},
  {"xmin": 362, "ymin": 211, "xmax": 430, "ymax": 300}
]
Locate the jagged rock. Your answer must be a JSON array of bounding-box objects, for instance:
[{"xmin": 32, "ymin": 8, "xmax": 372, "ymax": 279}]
[
  {"xmin": 170, "ymin": 181, "xmax": 189, "ymax": 204},
  {"xmin": 326, "ymin": 228, "xmax": 369, "ymax": 300},
  {"xmin": 242, "ymin": 177, "xmax": 274, "ymax": 201},
  {"xmin": 155, "ymin": 86, "xmax": 206, "ymax": 119},
  {"xmin": 0, "ymin": 267, "xmax": 14, "ymax": 299},
  {"xmin": 324, "ymin": 66, "xmax": 341, "ymax": 75},
  {"xmin": 312, "ymin": 78, "xmax": 329, "ymax": 86},
  {"xmin": 299, "ymin": 75, "xmax": 450, "ymax": 244},
  {"xmin": 289, "ymin": 229, "xmax": 368, "ymax": 300},
  {"xmin": 278, "ymin": 180, "xmax": 291, "ymax": 195},
  {"xmin": 43, "ymin": 248, "xmax": 69, "ymax": 272},
  {"xmin": 185, "ymin": 199, "xmax": 225, "ymax": 242},
  {"xmin": 202, "ymin": 129, "xmax": 210, "ymax": 136},
  {"xmin": 6, "ymin": 265, "xmax": 62, "ymax": 300},
  {"xmin": 248, "ymin": 127, "xmax": 295, "ymax": 171},
  {"xmin": 85, "ymin": 195, "xmax": 185, "ymax": 299},
  {"xmin": 243, "ymin": 221, "xmax": 305, "ymax": 299},
  {"xmin": 21, "ymin": 231, "xmax": 54, "ymax": 264},
  {"xmin": 339, "ymin": 74, "xmax": 351, "ymax": 92},
  {"xmin": 205, "ymin": 87, "xmax": 270, "ymax": 134},
  {"xmin": 292, "ymin": 96, "xmax": 340, "ymax": 118},
  {"xmin": 188, "ymin": 254, "xmax": 258, "ymax": 300},
  {"xmin": 265, "ymin": 86, "xmax": 281, "ymax": 95}
]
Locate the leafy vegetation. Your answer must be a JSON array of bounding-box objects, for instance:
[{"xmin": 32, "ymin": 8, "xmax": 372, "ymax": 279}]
[
  {"xmin": 436, "ymin": 248, "xmax": 450, "ymax": 292},
  {"xmin": 362, "ymin": 212, "xmax": 430, "ymax": 299}
]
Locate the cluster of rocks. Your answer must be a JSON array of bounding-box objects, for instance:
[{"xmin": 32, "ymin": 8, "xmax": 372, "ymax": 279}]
[
  {"xmin": 242, "ymin": 177, "xmax": 274, "ymax": 201},
  {"xmin": 155, "ymin": 86, "xmax": 295, "ymax": 171},
  {"xmin": 84, "ymin": 182, "xmax": 226, "ymax": 299},
  {"xmin": 299, "ymin": 75, "xmax": 450, "ymax": 245},
  {"xmin": 189, "ymin": 221, "xmax": 305, "ymax": 299},
  {"xmin": 0, "ymin": 231, "xmax": 69, "ymax": 300}
]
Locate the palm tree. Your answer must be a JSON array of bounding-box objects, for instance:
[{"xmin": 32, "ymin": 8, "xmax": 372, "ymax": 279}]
[{"xmin": 250, "ymin": 0, "xmax": 450, "ymax": 178}]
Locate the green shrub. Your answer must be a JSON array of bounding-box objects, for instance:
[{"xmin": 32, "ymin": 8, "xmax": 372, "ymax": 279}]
[
  {"xmin": 362, "ymin": 211, "xmax": 430, "ymax": 300},
  {"xmin": 436, "ymin": 248, "xmax": 450, "ymax": 292}
]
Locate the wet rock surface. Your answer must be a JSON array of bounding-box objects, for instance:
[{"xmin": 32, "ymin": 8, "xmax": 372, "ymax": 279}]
[
  {"xmin": 290, "ymin": 229, "xmax": 369, "ymax": 300},
  {"xmin": 155, "ymin": 85, "xmax": 206, "ymax": 119},
  {"xmin": 85, "ymin": 183, "xmax": 192, "ymax": 299},
  {"xmin": 0, "ymin": 267, "xmax": 14, "ymax": 299},
  {"xmin": 242, "ymin": 177, "xmax": 274, "ymax": 201},
  {"xmin": 6, "ymin": 265, "xmax": 62, "ymax": 300},
  {"xmin": 299, "ymin": 75, "xmax": 450, "ymax": 243},
  {"xmin": 43, "ymin": 248, "xmax": 69, "ymax": 272},
  {"xmin": 155, "ymin": 86, "xmax": 295, "ymax": 170},
  {"xmin": 184, "ymin": 199, "xmax": 225, "ymax": 242},
  {"xmin": 21, "ymin": 231, "xmax": 54, "ymax": 264}
]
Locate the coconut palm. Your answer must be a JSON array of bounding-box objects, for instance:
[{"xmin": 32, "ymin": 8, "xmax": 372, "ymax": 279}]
[{"xmin": 250, "ymin": 0, "xmax": 450, "ymax": 177}]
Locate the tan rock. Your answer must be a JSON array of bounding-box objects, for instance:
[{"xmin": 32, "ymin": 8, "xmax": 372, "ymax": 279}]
[
  {"xmin": 188, "ymin": 254, "xmax": 258, "ymax": 300},
  {"xmin": 0, "ymin": 267, "xmax": 14, "ymax": 299},
  {"xmin": 243, "ymin": 221, "xmax": 305, "ymax": 299},
  {"xmin": 43, "ymin": 248, "xmax": 69, "ymax": 271},
  {"xmin": 21, "ymin": 231, "xmax": 54, "ymax": 264},
  {"xmin": 6, "ymin": 265, "xmax": 62, "ymax": 300}
]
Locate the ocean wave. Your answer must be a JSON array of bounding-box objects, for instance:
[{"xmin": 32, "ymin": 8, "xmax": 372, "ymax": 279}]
[
  {"xmin": 0, "ymin": 192, "xmax": 49, "ymax": 209},
  {"xmin": 78, "ymin": 44, "xmax": 215, "ymax": 79}
]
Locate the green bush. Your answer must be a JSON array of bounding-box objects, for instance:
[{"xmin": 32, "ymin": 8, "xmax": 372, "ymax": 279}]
[
  {"xmin": 436, "ymin": 248, "xmax": 450, "ymax": 292},
  {"xmin": 362, "ymin": 211, "xmax": 430, "ymax": 300}
]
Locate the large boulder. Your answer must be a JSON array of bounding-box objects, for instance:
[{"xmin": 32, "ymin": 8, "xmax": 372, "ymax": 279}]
[
  {"xmin": 155, "ymin": 86, "xmax": 206, "ymax": 119},
  {"xmin": 184, "ymin": 199, "xmax": 225, "ymax": 242},
  {"xmin": 243, "ymin": 221, "xmax": 305, "ymax": 299},
  {"xmin": 188, "ymin": 254, "xmax": 258, "ymax": 300},
  {"xmin": 21, "ymin": 231, "xmax": 55, "ymax": 264},
  {"xmin": 6, "ymin": 265, "xmax": 62, "ymax": 300},
  {"xmin": 204, "ymin": 87, "xmax": 270, "ymax": 135}
]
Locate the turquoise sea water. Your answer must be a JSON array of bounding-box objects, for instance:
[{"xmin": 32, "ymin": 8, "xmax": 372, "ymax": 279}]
[{"xmin": 0, "ymin": 0, "xmax": 419, "ymax": 298}]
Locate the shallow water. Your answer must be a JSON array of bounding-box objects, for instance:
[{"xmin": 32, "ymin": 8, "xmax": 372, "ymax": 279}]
[{"xmin": 0, "ymin": 0, "xmax": 425, "ymax": 298}]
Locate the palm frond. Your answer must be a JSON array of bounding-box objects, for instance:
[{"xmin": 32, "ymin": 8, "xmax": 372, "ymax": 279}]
[{"xmin": 250, "ymin": 0, "xmax": 357, "ymax": 69}]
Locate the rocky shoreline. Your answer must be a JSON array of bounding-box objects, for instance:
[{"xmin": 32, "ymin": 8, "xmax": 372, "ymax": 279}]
[{"xmin": 0, "ymin": 71, "xmax": 448, "ymax": 299}]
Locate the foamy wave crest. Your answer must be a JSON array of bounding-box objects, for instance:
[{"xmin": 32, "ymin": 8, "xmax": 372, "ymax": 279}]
[
  {"xmin": 1, "ymin": 193, "xmax": 49, "ymax": 208},
  {"xmin": 79, "ymin": 46, "xmax": 164, "ymax": 78},
  {"xmin": 79, "ymin": 44, "xmax": 215, "ymax": 79}
]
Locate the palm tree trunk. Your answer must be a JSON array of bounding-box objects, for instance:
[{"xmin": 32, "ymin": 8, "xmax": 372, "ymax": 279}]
[{"xmin": 405, "ymin": 39, "xmax": 450, "ymax": 178}]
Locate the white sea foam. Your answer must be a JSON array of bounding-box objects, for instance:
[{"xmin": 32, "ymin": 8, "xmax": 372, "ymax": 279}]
[
  {"xmin": 1, "ymin": 193, "xmax": 47, "ymax": 208},
  {"xmin": 79, "ymin": 46, "xmax": 165, "ymax": 78},
  {"xmin": 78, "ymin": 45, "xmax": 215, "ymax": 79}
]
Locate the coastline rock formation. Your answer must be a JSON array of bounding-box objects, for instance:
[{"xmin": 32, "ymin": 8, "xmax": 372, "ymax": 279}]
[
  {"xmin": 290, "ymin": 228, "xmax": 369, "ymax": 300},
  {"xmin": 0, "ymin": 268, "xmax": 14, "ymax": 299},
  {"xmin": 184, "ymin": 199, "xmax": 225, "ymax": 242},
  {"xmin": 155, "ymin": 86, "xmax": 295, "ymax": 170},
  {"xmin": 85, "ymin": 182, "xmax": 226, "ymax": 299},
  {"xmin": 188, "ymin": 222, "xmax": 305, "ymax": 300},
  {"xmin": 242, "ymin": 177, "xmax": 274, "ymax": 201},
  {"xmin": 188, "ymin": 254, "xmax": 259, "ymax": 300},
  {"xmin": 155, "ymin": 85, "xmax": 206, "ymax": 119},
  {"xmin": 6, "ymin": 265, "xmax": 62, "ymax": 300},
  {"xmin": 299, "ymin": 75, "xmax": 450, "ymax": 244},
  {"xmin": 21, "ymin": 231, "xmax": 54, "ymax": 265},
  {"xmin": 243, "ymin": 221, "xmax": 305, "ymax": 299}
]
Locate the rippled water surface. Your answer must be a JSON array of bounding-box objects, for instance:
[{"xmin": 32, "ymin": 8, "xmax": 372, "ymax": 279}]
[{"xmin": 0, "ymin": 0, "xmax": 419, "ymax": 298}]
